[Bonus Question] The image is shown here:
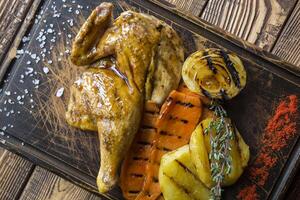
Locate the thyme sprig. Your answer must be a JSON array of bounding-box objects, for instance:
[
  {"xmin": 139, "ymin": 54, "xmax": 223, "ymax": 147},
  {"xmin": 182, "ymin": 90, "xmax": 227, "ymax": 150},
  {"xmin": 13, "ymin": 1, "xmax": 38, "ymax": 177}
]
[{"xmin": 204, "ymin": 101, "xmax": 234, "ymax": 200}]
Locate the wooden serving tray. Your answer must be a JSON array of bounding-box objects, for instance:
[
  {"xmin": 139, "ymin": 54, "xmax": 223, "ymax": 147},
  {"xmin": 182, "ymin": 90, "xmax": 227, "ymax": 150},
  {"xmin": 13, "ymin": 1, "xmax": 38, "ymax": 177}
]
[{"xmin": 0, "ymin": 0, "xmax": 299, "ymax": 199}]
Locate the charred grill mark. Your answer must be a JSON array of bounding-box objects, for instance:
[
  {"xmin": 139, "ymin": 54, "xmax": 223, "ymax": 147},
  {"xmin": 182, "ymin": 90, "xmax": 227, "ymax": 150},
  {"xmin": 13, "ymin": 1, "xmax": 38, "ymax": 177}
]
[
  {"xmin": 160, "ymin": 130, "xmax": 174, "ymax": 136},
  {"xmin": 160, "ymin": 130, "xmax": 182, "ymax": 139},
  {"xmin": 175, "ymin": 100, "xmax": 195, "ymax": 108},
  {"xmin": 156, "ymin": 146, "xmax": 172, "ymax": 152},
  {"xmin": 163, "ymin": 173, "xmax": 194, "ymax": 198},
  {"xmin": 180, "ymin": 119, "xmax": 188, "ymax": 124},
  {"xmin": 168, "ymin": 115, "xmax": 189, "ymax": 125},
  {"xmin": 200, "ymin": 86, "xmax": 212, "ymax": 99},
  {"xmin": 141, "ymin": 125, "xmax": 156, "ymax": 130},
  {"xmin": 203, "ymin": 51, "xmax": 217, "ymax": 74},
  {"xmin": 200, "ymin": 123, "xmax": 204, "ymax": 133},
  {"xmin": 128, "ymin": 190, "xmax": 140, "ymax": 194},
  {"xmin": 137, "ymin": 141, "xmax": 152, "ymax": 146},
  {"xmin": 152, "ymin": 176, "xmax": 159, "ymax": 183},
  {"xmin": 175, "ymin": 159, "xmax": 205, "ymax": 186},
  {"xmin": 132, "ymin": 156, "xmax": 149, "ymax": 161},
  {"xmin": 219, "ymin": 50, "xmax": 241, "ymax": 88},
  {"xmin": 145, "ymin": 110, "xmax": 159, "ymax": 115},
  {"xmin": 220, "ymin": 89, "xmax": 230, "ymax": 100},
  {"xmin": 131, "ymin": 173, "xmax": 144, "ymax": 178},
  {"xmin": 169, "ymin": 115, "xmax": 178, "ymax": 120}
]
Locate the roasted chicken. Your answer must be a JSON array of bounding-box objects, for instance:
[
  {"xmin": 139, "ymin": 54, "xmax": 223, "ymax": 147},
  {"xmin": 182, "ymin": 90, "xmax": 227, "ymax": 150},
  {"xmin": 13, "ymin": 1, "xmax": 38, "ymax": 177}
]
[{"xmin": 65, "ymin": 2, "xmax": 184, "ymax": 193}]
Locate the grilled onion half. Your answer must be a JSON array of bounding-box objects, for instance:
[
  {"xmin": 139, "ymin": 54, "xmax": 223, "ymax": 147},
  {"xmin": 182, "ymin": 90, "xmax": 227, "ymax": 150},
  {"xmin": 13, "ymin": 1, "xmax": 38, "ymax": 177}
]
[{"xmin": 182, "ymin": 49, "xmax": 246, "ymax": 100}]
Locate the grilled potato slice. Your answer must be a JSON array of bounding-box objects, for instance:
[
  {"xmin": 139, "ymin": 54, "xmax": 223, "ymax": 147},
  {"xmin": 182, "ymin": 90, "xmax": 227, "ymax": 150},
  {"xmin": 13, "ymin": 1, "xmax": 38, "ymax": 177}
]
[
  {"xmin": 159, "ymin": 145, "xmax": 210, "ymax": 200},
  {"xmin": 190, "ymin": 118, "xmax": 250, "ymax": 188},
  {"xmin": 182, "ymin": 49, "xmax": 246, "ymax": 100}
]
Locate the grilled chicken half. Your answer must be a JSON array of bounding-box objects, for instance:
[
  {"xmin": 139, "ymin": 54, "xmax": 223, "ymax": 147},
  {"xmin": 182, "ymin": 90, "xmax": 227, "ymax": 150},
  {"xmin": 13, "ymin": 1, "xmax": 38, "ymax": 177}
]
[{"xmin": 65, "ymin": 2, "xmax": 184, "ymax": 193}]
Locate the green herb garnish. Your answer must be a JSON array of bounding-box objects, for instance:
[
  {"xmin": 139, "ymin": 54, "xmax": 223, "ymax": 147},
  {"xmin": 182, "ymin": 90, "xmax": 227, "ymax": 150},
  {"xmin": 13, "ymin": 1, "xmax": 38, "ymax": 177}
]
[{"xmin": 204, "ymin": 101, "xmax": 234, "ymax": 200}]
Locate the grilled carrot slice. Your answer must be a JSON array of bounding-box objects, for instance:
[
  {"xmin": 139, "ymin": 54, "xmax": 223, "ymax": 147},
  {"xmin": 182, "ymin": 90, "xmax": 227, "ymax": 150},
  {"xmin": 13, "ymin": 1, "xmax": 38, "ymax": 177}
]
[
  {"xmin": 178, "ymin": 84, "xmax": 212, "ymax": 105},
  {"xmin": 120, "ymin": 90, "xmax": 202, "ymax": 200},
  {"xmin": 120, "ymin": 101, "xmax": 160, "ymax": 200}
]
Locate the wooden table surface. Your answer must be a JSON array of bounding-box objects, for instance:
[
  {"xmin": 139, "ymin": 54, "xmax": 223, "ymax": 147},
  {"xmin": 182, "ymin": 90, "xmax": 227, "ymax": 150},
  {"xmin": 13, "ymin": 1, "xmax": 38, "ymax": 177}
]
[{"xmin": 0, "ymin": 0, "xmax": 299, "ymax": 199}]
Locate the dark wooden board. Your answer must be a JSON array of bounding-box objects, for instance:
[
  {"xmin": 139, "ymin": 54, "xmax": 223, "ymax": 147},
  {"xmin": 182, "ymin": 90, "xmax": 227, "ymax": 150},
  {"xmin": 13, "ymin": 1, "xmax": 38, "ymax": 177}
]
[{"xmin": 0, "ymin": 0, "xmax": 299, "ymax": 199}]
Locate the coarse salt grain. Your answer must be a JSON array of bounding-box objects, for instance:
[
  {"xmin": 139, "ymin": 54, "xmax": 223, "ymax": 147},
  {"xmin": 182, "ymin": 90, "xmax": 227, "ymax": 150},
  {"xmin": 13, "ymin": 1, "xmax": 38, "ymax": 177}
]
[
  {"xmin": 32, "ymin": 79, "xmax": 40, "ymax": 85},
  {"xmin": 22, "ymin": 36, "xmax": 30, "ymax": 43},
  {"xmin": 56, "ymin": 87, "xmax": 64, "ymax": 97},
  {"xmin": 47, "ymin": 28, "xmax": 54, "ymax": 33},
  {"xmin": 43, "ymin": 67, "xmax": 49, "ymax": 74},
  {"xmin": 31, "ymin": 54, "xmax": 37, "ymax": 59},
  {"xmin": 8, "ymin": 99, "xmax": 14, "ymax": 104},
  {"xmin": 25, "ymin": 67, "xmax": 34, "ymax": 75}
]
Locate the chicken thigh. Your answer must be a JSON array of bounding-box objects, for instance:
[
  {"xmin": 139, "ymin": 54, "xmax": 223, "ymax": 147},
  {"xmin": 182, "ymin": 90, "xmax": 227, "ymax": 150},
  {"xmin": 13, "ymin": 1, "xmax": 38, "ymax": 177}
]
[{"xmin": 66, "ymin": 2, "xmax": 184, "ymax": 193}]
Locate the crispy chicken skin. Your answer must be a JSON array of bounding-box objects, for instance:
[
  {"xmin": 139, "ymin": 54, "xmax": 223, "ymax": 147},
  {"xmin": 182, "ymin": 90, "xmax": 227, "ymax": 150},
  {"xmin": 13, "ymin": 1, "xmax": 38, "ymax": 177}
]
[{"xmin": 65, "ymin": 2, "xmax": 184, "ymax": 193}]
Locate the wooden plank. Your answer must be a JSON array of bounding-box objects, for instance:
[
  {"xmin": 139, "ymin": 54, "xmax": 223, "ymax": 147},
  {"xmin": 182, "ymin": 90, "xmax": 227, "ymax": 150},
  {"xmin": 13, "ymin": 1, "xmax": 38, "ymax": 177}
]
[
  {"xmin": 0, "ymin": 150, "xmax": 34, "ymax": 199},
  {"xmin": 0, "ymin": 0, "xmax": 42, "ymax": 81},
  {"xmin": 201, "ymin": 0, "xmax": 297, "ymax": 50},
  {"xmin": 19, "ymin": 167, "xmax": 102, "ymax": 200},
  {"xmin": 0, "ymin": 147, "xmax": 4, "ymax": 157},
  {"xmin": 272, "ymin": 0, "xmax": 300, "ymax": 67},
  {"xmin": 164, "ymin": 0, "xmax": 208, "ymax": 16},
  {"xmin": 0, "ymin": 0, "xmax": 34, "ymax": 64},
  {"xmin": 0, "ymin": 0, "xmax": 42, "ymax": 198}
]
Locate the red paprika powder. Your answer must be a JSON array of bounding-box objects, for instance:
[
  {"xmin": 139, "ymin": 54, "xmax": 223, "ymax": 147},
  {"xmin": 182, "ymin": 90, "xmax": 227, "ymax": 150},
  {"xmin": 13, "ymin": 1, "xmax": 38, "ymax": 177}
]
[{"xmin": 237, "ymin": 95, "xmax": 298, "ymax": 199}]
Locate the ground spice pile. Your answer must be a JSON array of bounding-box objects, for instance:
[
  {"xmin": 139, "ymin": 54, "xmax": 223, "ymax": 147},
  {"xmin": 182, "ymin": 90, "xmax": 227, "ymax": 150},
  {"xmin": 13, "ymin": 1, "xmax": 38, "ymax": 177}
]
[{"xmin": 237, "ymin": 95, "xmax": 298, "ymax": 200}]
